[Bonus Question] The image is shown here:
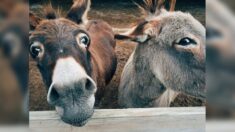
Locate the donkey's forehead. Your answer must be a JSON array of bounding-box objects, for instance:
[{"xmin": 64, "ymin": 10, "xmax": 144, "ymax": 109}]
[
  {"xmin": 149, "ymin": 11, "xmax": 205, "ymax": 36},
  {"xmin": 150, "ymin": 11, "xmax": 203, "ymax": 27},
  {"xmin": 31, "ymin": 18, "xmax": 86, "ymax": 42},
  {"xmin": 162, "ymin": 12, "xmax": 204, "ymax": 31},
  {"xmin": 37, "ymin": 18, "xmax": 81, "ymax": 31}
]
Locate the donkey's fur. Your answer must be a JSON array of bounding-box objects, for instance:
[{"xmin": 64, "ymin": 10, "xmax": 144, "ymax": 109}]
[
  {"xmin": 116, "ymin": 0, "xmax": 205, "ymax": 108},
  {"xmin": 29, "ymin": 0, "xmax": 117, "ymax": 126},
  {"xmin": 67, "ymin": 0, "xmax": 91, "ymax": 24}
]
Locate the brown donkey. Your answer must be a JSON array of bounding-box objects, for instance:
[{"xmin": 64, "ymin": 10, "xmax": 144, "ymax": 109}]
[
  {"xmin": 29, "ymin": 0, "xmax": 117, "ymax": 126},
  {"xmin": 115, "ymin": 0, "xmax": 205, "ymax": 108}
]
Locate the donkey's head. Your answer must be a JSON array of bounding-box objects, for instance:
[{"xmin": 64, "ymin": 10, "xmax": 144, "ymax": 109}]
[
  {"xmin": 29, "ymin": 0, "xmax": 95, "ymax": 126},
  {"xmin": 116, "ymin": 0, "xmax": 205, "ymax": 99}
]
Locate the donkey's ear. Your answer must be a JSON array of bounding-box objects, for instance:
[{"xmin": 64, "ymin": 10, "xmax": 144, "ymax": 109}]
[
  {"xmin": 134, "ymin": 0, "xmax": 176, "ymax": 16},
  {"xmin": 115, "ymin": 20, "xmax": 159, "ymax": 43},
  {"xmin": 29, "ymin": 12, "xmax": 42, "ymax": 30},
  {"xmin": 67, "ymin": 0, "xmax": 91, "ymax": 24},
  {"xmin": 115, "ymin": 34, "xmax": 150, "ymax": 43}
]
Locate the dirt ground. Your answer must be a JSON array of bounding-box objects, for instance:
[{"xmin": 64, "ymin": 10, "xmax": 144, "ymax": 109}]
[{"xmin": 29, "ymin": 1, "xmax": 205, "ymax": 111}]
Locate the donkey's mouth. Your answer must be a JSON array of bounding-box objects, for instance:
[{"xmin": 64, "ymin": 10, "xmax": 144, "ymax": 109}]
[
  {"xmin": 61, "ymin": 110, "xmax": 94, "ymax": 127},
  {"xmin": 62, "ymin": 117, "xmax": 91, "ymax": 127},
  {"xmin": 72, "ymin": 119, "xmax": 90, "ymax": 127}
]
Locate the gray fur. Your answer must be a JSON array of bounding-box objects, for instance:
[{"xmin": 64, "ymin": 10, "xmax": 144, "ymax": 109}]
[{"xmin": 118, "ymin": 9, "xmax": 205, "ymax": 108}]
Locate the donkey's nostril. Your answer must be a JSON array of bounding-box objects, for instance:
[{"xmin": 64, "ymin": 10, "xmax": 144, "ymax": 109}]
[
  {"xmin": 85, "ymin": 79, "xmax": 93, "ymax": 91},
  {"xmin": 48, "ymin": 87, "xmax": 60, "ymax": 104}
]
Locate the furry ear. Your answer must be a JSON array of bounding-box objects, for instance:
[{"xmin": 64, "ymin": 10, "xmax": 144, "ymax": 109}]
[
  {"xmin": 115, "ymin": 20, "xmax": 159, "ymax": 43},
  {"xmin": 134, "ymin": 0, "xmax": 176, "ymax": 16},
  {"xmin": 29, "ymin": 12, "xmax": 42, "ymax": 30},
  {"xmin": 134, "ymin": 0, "xmax": 165, "ymax": 16},
  {"xmin": 115, "ymin": 34, "xmax": 150, "ymax": 43},
  {"xmin": 29, "ymin": 4, "xmax": 57, "ymax": 30},
  {"xmin": 67, "ymin": 0, "xmax": 91, "ymax": 24},
  {"xmin": 44, "ymin": 4, "xmax": 57, "ymax": 19},
  {"xmin": 169, "ymin": 0, "xmax": 176, "ymax": 11}
]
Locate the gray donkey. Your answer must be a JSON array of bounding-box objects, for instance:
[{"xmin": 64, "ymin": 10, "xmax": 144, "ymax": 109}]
[{"xmin": 115, "ymin": 0, "xmax": 205, "ymax": 108}]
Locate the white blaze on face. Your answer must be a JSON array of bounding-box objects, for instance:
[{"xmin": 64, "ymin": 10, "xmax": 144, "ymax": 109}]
[
  {"xmin": 47, "ymin": 57, "xmax": 96, "ymax": 104},
  {"xmin": 52, "ymin": 57, "xmax": 90, "ymax": 86}
]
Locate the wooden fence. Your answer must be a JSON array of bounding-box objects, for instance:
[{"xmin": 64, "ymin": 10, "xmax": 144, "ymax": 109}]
[{"xmin": 30, "ymin": 107, "xmax": 205, "ymax": 132}]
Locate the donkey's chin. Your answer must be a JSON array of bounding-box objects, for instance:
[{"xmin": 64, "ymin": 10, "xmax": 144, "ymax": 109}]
[
  {"xmin": 55, "ymin": 102, "xmax": 95, "ymax": 127},
  {"xmin": 61, "ymin": 110, "xmax": 94, "ymax": 127}
]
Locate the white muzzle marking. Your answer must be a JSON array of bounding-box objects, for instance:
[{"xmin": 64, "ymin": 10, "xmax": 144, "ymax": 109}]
[{"xmin": 47, "ymin": 57, "xmax": 96, "ymax": 103}]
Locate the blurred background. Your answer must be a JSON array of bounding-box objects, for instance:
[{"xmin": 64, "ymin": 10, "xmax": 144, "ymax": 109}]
[
  {"xmin": 206, "ymin": 0, "xmax": 235, "ymax": 119},
  {"xmin": 0, "ymin": 0, "xmax": 28, "ymax": 129},
  {"xmin": 206, "ymin": 0, "xmax": 235, "ymax": 131}
]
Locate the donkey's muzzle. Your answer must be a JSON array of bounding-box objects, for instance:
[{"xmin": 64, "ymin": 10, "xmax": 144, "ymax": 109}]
[
  {"xmin": 47, "ymin": 77, "xmax": 96, "ymax": 126},
  {"xmin": 47, "ymin": 77, "xmax": 96, "ymax": 105}
]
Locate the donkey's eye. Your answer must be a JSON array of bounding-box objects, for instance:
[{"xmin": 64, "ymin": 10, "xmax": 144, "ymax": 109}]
[
  {"xmin": 30, "ymin": 42, "xmax": 44, "ymax": 59},
  {"xmin": 30, "ymin": 46, "xmax": 41, "ymax": 58},
  {"xmin": 80, "ymin": 35, "xmax": 89, "ymax": 46},
  {"xmin": 76, "ymin": 33, "xmax": 90, "ymax": 48},
  {"xmin": 177, "ymin": 37, "xmax": 197, "ymax": 46}
]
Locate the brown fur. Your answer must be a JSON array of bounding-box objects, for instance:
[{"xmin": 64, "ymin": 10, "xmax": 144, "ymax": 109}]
[
  {"xmin": 135, "ymin": 0, "xmax": 176, "ymax": 16},
  {"xmin": 29, "ymin": 0, "xmax": 117, "ymax": 125},
  {"xmin": 30, "ymin": 18, "xmax": 116, "ymax": 90},
  {"xmin": 67, "ymin": 0, "xmax": 91, "ymax": 24},
  {"xmin": 86, "ymin": 20, "xmax": 117, "ymax": 83}
]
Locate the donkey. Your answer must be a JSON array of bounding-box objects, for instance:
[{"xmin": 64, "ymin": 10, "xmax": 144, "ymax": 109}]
[
  {"xmin": 115, "ymin": 0, "xmax": 205, "ymax": 108},
  {"xmin": 29, "ymin": 0, "xmax": 117, "ymax": 126}
]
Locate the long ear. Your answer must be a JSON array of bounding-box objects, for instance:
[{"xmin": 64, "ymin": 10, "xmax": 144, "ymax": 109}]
[
  {"xmin": 115, "ymin": 20, "xmax": 160, "ymax": 43},
  {"xmin": 169, "ymin": 0, "xmax": 176, "ymax": 12},
  {"xmin": 134, "ymin": 0, "xmax": 166, "ymax": 16},
  {"xmin": 44, "ymin": 3, "xmax": 57, "ymax": 19},
  {"xmin": 29, "ymin": 12, "xmax": 42, "ymax": 30},
  {"xmin": 67, "ymin": 0, "xmax": 91, "ymax": 24},
  {"xmin": 134, "ymin": 0, "xmax": 176, "ymax": 16}
]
